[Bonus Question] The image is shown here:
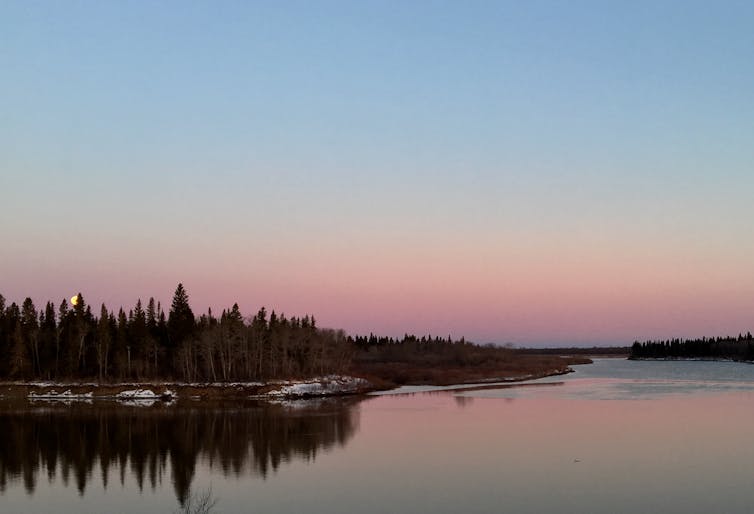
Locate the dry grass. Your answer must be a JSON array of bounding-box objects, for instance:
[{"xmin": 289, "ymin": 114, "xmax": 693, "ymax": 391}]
[{"xmin": 354, "ymin": 352, "xmax": 590, "ymax": 386}]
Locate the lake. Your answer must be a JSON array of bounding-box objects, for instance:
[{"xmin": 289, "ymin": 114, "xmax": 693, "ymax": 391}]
[{"xmin": 3, "ymin": 358, "xmax": 754, "ymax": 513}]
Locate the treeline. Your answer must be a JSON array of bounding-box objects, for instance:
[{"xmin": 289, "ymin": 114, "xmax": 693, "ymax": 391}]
[
  {"xmin": 351, "ymin": 334, "xmax": 583, "ymax": 385},
  {"xmin": 515, "ymin": 346, "xmax": 630, "ymax": 356},
  {"xmin": 352, "ymin": 333, "xmax": 472, "ymax": 363},
  {"xmin": 630, "ymin": 332, "xmax": 754, "ymax": 360},
  {"xmin": 0, "ymin": 284, "xmax": 353, "ymax": 382},
  {"xmin": 0, "ymin": 283, "xmax": 569, "ymax": 385}
]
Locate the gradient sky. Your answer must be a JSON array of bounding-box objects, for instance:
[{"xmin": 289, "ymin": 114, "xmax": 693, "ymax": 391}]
[{"xmin": 2, "ymin": 1, "xmax": 754, "ymax": 346}]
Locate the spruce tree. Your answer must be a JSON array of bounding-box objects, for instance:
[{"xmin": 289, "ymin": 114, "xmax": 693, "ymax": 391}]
[
  {"xmin": 168, "ymin": 284, "xmax": 196, "ymax": 379},
  {"xmin": 37, "ymin": 302, "xmax": 56, "ymax": 378},
  {"xmin": 96, "ymin": 304, "xmax": 111, "ymax": 382},
  {"xmin": 146, "ymin": 298, "xmax": 157, "ymax": 332},
  {"xmin": 168, "ymin": 284, "xmax": 195, "ymax": 346},
  {"xmin": 20, "ymin": 298, "xmax": 39, "ymax": 375},
  {"xmin": 146, "ymin": 297, "xmax": 158, "ymax": 374},
  {"xmin": 115, "ymin": 308, "xmax": 129, "ymax": 379},
  {"xmin": 131, "ymin": 299, "xmax": 147, "ymax": 374}
]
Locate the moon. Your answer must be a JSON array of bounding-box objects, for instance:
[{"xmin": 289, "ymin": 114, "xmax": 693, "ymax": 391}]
[{"xmin": 71, "ymin": 295, "xmax": 79, "ymax": 306}]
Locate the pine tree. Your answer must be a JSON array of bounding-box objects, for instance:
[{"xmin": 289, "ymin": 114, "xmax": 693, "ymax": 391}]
[
  {"xmin": 131, "ymin": 299, "xmax": 147, "ymax": 378},
  {"xmin": 20, "ymin": 298, "xmax": 39, "ymax": 375},
  {"xmin": 56, "ymin": 299, "xmax": 70, "ymax": 378},
  {"xmin": 219, "ymin": 303, "xmax": 243, "ymax": 380},
  {"xmin": 5, "ymin": 303, "xmax": 27, "ymax": 378},
  {"xmin": 168, "ymin": 284, "xmax": 195, "ymax": 346},
  {"xmin": 38, "ymin": 302, "xmax": 56, "ymax": 378},
  {"xmin": 115, "ymin": 308, "xmax": 129, "ymax": 379},
  {"xmin": 146, "ymin": 297, "xmax": 159, "ymax": 374},
  {"xmin": 0, "ymin": 295, "xmax": 7, "ymax": 377},
  {"xmin": 168, "ymin": 284, "xmax": 196, "ymax": 380},
  {"xmin": 10, "ymin": 322, "xmax": 29, "ymax": 378},
  {"xmin": 96, "ymin": 304, "xmax": 111, "ymax": 382},
  {"xmin": 71, "ymin": 293, "xmax": 89, "ymax": 374}
]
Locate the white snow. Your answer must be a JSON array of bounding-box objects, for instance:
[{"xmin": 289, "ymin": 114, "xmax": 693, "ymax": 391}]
[
  {"xmin": 116, "ymin": 389, "xmax": 158, "ymax": 399},
  {"xmin": 28, "ymin": 389, "xmax": 94, "ymax": 400},
  {"xmin": 117, "ymin": 399, "xmax": 158, "ymax": 407},
  {"xmin": 116, "ymin": 389, "xmax": 175, "ymax": 399},
  {"xmin": 259, "ymin": 375, "xmax": 370, "ymax": 398}
]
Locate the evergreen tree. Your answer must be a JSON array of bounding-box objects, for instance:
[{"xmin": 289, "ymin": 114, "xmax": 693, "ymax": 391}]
[
  {"xmin": 146, "ymin": 297, "xmax": 159, "ymax": 374},
  {"xmin": 168, "ymin": 284, "xmax": 195, "ymax": 346},
  {"xmin": 156, "ymin": 302, "xmax": 168, "ymax": 374},
  {"xmin": 20, "ymin": 298, "xmax": 39, "ymax": 375},
  {"xmin": 115, "ymin": 308, "xmax": 129, "ymax": 379},
  {"xmin": 131, "ymin": 299, "xmax": 147, "ymax": 378},
  {"xmin": 168, "ymin": 284, "xmax": 196, "ymax": 380},
  {"xmin": 7, "ymin": 303, "xmax": 29, "ymax": 378},
  {"xmin": 56, "ymin": 299, "xmax": 70, "ymax": 378},
  {"xmin": 0, "ymin": 295, "xmax": 7, "ymax": 377},
  {"xmin": 70, "ymin": 293, "xmax": 90, "ymax": 374},
  {"xmin": 146, "ymin": 298, "xmax": 157, "ymax": 330},
  {"xmin": 96, "ymin": 304, "xmax": 112, "ymax": 382},
  {"xmin": 10, "ymin": 323, "xmax": 29, "ymax": 378},
  {"xmin": 38, "ymin": 302, "xmax": 57, "ymax": 378},
  {"xmin": 218, "ymin": 303, "xmax": 243, "ymax": 380}
]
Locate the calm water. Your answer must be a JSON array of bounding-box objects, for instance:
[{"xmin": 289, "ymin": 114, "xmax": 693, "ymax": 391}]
[{"xmin": 4, "ymin": 359, "xmax": 754, "ymax": 513}]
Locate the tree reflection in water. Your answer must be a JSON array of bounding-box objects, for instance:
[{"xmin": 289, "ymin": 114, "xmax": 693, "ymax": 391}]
[{"xmin": 0, "ymin": 398, "xmax": 361, "ymax": 504}]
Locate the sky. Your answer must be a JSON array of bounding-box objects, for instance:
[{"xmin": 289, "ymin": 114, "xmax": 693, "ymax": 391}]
[{"xmin": 2, "ymin": 1, "xmax": 754, "ymax": 346}]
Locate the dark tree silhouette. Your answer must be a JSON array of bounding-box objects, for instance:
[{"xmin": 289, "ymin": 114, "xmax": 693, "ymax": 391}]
[
  {"xmin": 630, "ymin": 333, "xmax": 754, "ymax": 361},
  {"xmin": 0, "ymin": 284, "xmax": 566, "ymax": 385},
  {"xmin": 0, "ymin": 400, "xmax": 361, "ymax": 503}
]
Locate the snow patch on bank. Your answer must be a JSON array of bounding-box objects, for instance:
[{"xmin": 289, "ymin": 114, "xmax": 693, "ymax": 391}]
[
  {"xmin": 28, "ymin": 389, "xmax": 94, "ymax": 401},
  {"xmin": 26, "ymin": 388, "xmax": 176, "ymax": 404},
  {"xmin": 257, "ymin": 376, "xmax": 371, "ymax": 398},
  {"xmin": 116, "ymin": 389, "xmax": 174, "ymax": 399},
  {"xmin": 115, "ymin": 389, "xmax": 176, "ymax": 407},
  {"xmin": 116, "ymin": 397, "xmax": 177, "ymax": 407}
]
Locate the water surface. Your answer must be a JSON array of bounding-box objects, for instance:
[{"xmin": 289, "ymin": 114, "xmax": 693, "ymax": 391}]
[{"xmin": 3, "ymin": 359, "xmax": 754, "ymax": 513}]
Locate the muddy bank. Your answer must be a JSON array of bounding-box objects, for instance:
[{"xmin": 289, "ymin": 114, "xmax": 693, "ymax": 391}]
[
  {"xmin": 0, "ymin": 357, "xmax": 592, "ymax": 401},
  {"xmin": 354, "ymin": 355, "xmax": 591, "ymax": 387},
  {"xmin": 0, "ymin": 376, "xmax": 376, "ymax": 401}
]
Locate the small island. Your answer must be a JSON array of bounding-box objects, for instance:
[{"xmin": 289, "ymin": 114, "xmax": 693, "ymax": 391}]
[{"xmin": 0, "ymin": 284, "xmax": 590, "ymax": 400}]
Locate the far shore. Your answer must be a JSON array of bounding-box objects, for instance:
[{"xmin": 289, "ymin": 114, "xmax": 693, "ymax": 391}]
[{"xmin": 628, "ymin": 356, "xmax": 754, "ymax": 363}]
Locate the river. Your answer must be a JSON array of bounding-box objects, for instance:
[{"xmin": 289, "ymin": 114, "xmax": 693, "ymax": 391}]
[{"xmin": 3, "ymin": 358, "xmax": 754, "ymax": 513}]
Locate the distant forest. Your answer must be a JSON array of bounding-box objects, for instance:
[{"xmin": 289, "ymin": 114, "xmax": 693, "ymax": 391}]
[
  {"xmin": 0, "ymin": 284, "xmax": 478, "ymax": 383},
  {"xmin": 630, "ymin": 333, "xmax": 754, "ymax": 361},
  {"xmin": 515, "ymin": 346, "xmax": 629, "ymax": 356}
]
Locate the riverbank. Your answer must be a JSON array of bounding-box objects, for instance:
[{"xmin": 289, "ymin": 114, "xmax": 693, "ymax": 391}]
[
  {"xmin": 629, "ymin": 356, "xmax": 754, "ymax": 363},
  {"xmin": 0, "ymin": 358, "xmax": 590, "ymax": 401},
  {"xmin": 0, "ymin": 376, "xmax": 373, "ymax": 402},
  {"xmin": 353, "ymin": 353, "xmax": 591, "ymax": 387}
]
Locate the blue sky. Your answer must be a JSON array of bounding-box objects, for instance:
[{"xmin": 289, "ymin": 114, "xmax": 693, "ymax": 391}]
[{"xmin": 2, "ymin": 1, "xmax": 754, "ymax": 345}]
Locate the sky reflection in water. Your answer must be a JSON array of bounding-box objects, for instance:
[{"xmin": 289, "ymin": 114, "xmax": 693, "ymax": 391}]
[
  {"xmin": 4, "ymin": 359, "xmax": 754, "ymax": 513},
  {"xmin": 453, "ymin": 358, "xmax": 754, "ymax": 400}
]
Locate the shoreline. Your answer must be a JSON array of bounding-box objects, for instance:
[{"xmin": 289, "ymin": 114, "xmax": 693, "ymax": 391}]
[
  {"xmin": 628, "ymin": 357, "xmax": 754, "ymax": 363},
  {"xmin": 0, "ymin": 366, "xmax": 581, "ymax": 402}
]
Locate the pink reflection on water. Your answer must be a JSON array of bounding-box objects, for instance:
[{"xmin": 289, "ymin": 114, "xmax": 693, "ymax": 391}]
[{"xmin": 351, "ymin": 390, "xmax": 754, "ymax": 513}]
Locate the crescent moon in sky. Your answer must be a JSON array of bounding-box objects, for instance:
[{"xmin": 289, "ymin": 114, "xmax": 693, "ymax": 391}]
[{"xmin": 71, "ymin": 295, "xmax": 79, "ymax": 306}]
